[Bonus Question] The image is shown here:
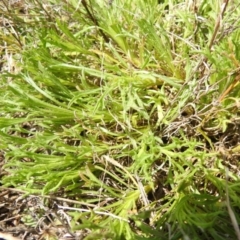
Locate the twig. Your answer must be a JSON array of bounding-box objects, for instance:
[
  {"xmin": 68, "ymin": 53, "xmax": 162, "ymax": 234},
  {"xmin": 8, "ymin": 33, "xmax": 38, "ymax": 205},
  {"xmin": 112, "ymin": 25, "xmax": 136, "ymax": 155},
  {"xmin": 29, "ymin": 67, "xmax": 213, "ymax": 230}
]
[
  {"xmin": 0, "ymin": 187, "xmax": 96, "ymax": 207},
  {"xmin": 208, "ymin": 0, "xmax": 230, "ymax": 50},
  {"xmin": 81, "ymin": 0, "xmax": 109, "ymax": 42},
  {"xmin": 0, "ymin": 214, "xmax": 22, "ymax": 223},
  {"xmin": 57, "ymin": 205, "xmax": 129, "ymax": 222}
]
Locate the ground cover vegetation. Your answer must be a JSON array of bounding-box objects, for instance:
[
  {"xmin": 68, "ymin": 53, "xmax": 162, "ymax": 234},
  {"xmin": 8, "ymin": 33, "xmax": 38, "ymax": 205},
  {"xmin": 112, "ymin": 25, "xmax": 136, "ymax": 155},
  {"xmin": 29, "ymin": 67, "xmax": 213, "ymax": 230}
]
[{"xmin": 0, "ymin": 0, "xmax": 240, "ymax": 239}]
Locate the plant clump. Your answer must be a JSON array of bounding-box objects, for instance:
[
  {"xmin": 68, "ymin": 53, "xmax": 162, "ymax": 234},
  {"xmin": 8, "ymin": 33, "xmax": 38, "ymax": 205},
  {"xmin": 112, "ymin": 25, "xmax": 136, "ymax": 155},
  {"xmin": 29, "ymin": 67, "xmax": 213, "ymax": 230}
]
[{"xmin": 0, "ymin": 0, "xmax": 240, "ymax": 239}]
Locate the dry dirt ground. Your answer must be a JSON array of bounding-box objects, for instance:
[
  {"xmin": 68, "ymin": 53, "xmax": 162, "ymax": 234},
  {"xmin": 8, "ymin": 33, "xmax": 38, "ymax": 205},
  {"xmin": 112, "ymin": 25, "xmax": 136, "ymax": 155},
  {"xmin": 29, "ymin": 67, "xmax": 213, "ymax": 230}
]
[{"xmin": 0, "ymin": 185, "xmax": 86, "ymax": 240}]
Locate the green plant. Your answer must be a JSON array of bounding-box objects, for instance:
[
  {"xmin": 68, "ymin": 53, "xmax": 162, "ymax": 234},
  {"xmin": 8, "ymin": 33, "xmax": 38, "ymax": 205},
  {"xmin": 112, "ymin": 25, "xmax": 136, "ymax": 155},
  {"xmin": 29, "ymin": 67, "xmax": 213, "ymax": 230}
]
[{"xmin": 1, "ymin": 0, "xmax": 240, "ymax": 239}]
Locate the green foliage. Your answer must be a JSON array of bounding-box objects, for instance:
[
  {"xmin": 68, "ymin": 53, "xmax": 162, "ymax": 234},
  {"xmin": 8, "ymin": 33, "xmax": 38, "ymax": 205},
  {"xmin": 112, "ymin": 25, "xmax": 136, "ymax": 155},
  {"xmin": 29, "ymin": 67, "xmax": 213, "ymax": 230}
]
[{"xmin": 1, "ymin": 0, "xmax": 240, "ymax": 239}]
